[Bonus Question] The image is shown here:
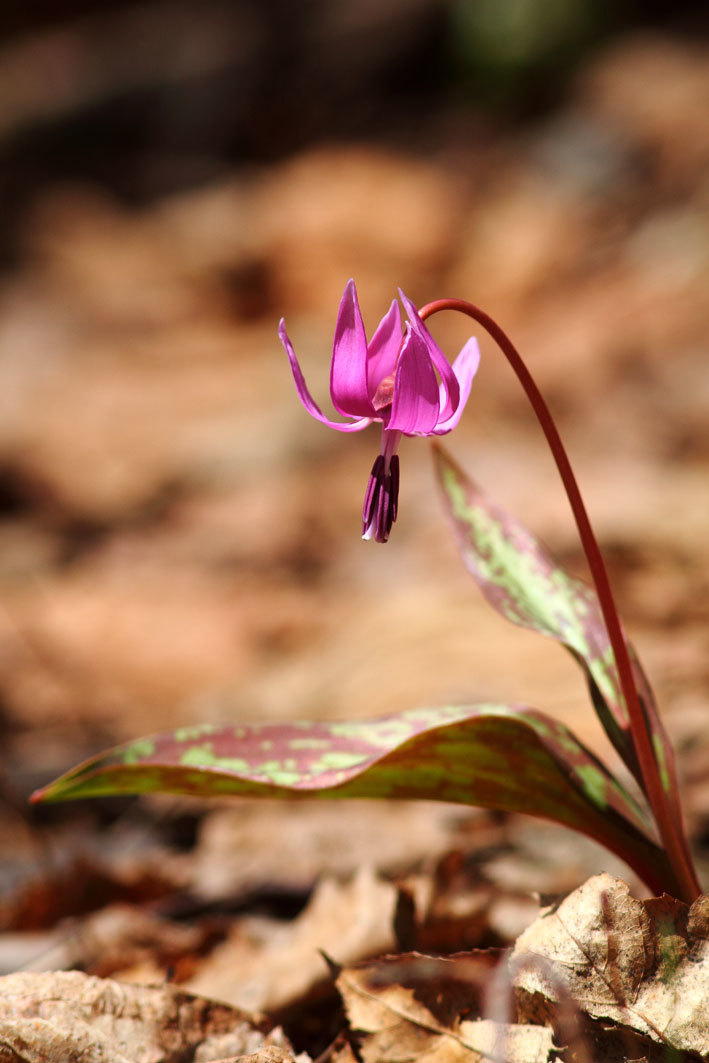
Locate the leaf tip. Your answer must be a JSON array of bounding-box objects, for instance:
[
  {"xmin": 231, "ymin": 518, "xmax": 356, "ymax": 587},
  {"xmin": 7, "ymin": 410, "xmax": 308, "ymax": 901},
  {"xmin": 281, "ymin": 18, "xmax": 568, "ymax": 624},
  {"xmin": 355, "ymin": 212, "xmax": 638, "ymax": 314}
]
[{"xmin": 28, "ymin": 782, "xmax": 60, "ymax": 805}]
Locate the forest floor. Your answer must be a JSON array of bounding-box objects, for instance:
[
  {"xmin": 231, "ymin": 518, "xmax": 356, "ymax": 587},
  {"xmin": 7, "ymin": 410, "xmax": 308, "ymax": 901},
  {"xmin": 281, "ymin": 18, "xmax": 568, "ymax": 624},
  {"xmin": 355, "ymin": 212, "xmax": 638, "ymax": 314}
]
[{"xmin": 0, "ymin": 28, "xmax": 708, "ymax": 1063}]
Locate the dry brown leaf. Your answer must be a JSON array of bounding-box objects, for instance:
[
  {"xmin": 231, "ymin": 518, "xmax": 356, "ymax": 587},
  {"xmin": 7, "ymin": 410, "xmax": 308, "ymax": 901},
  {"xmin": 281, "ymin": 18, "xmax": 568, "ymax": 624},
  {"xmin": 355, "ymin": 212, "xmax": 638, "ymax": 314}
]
[
  {"xmin": 0, "ymin": 970, "xmax": 295, "ymax": 1063},
  {"xmin": 512, "ymin": 872, "xmax": 709, "ymax": 1057},
  {"xmin": 337, "ymin": 955, "xmax": 554, "ymax": 1062},
  {"xmin": 185, "ymin": 867, "xmax": 398, "ymax": 1012},
  {"xmin": 230, "ymin": 1050, "xmax": 301, "ymax": 1063}
]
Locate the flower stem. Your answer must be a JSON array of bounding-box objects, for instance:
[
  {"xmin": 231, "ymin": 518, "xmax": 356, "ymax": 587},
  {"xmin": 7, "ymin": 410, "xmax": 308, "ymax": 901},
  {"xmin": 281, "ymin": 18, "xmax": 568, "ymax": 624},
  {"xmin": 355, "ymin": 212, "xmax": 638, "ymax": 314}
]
[{"xmin": 420, "ymin": 298, "xmax": 700, "ymax": 902}]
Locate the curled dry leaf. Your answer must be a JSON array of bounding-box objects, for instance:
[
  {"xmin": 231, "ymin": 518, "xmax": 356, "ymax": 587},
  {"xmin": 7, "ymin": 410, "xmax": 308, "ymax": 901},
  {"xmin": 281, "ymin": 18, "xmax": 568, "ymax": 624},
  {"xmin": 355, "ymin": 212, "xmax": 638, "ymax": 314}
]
[
  {"xmin": 337, "ymin": 954, "xmax": 554, "ymax": 1063},
  {"xmin": 185, "ymin": 867, "xmax": 398, "ymax": 1012},
  {"xmin": 512, "ymin": 873, "xmax": 709, "ymax": 1057},
  {"xmin": 0, "ymin": 970, "xmax": 297, "ymax": 1063}
]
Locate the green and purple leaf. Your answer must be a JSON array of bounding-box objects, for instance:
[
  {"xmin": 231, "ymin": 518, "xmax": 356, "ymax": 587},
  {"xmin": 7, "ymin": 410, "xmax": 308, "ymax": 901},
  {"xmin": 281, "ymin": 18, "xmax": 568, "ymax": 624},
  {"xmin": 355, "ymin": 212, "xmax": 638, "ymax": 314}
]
[
  {"xmin": 32, "ymin": 704, "xmax": 672, "ymax": 895},
  {"xmin": 433, "ymin": 444, "xmax": 678, "ymax": 808}
]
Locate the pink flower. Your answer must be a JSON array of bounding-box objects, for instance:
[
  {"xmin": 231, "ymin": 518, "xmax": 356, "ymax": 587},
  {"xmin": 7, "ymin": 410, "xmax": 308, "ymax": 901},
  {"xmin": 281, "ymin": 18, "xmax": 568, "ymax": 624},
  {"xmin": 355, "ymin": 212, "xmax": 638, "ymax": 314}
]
[{"xmin": 279, "ymin": 279, "xmax": 480, "ymax": 542}]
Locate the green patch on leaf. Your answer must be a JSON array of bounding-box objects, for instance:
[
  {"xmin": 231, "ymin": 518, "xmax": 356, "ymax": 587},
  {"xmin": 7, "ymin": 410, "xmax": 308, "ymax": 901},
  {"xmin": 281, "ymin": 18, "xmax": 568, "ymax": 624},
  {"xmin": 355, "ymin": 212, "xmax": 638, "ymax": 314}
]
[
  {"xmin": 310, "ymin": 751, "xmax": 372, "ymax": 772},
  {"xmin": 180, "ymin": 745, "xmax": 251, "ymax": 775},
  {"xmin": 123, "ymin": 739, "xmax": 156, "ymax": 764},
  {"xmin": 575, "ymin": 764, "xmax": 607, "ymax": 810},
  {"xmin": 173, "ymin": 725, "xmax": 216, "ymax": 743},
  {"xmin": 652, "ymin": 732, "xmax": 670, "ymax": 793},
  {"xmin": 289, "ymin": 738, "xmax": 332, "ymax": 751}
]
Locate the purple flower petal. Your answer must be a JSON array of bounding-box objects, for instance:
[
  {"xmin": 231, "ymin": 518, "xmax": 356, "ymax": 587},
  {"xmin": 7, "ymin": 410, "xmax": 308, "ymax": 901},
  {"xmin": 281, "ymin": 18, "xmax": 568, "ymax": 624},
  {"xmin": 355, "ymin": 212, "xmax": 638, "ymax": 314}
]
[
  {"xmin": 399, "ymin": 290, "xmax": 460, "ymax": 420},
  {"xmin": 387, "ymin": 327, "xmax": 440, "ymax": 435},
  {"xmin": 330, "ymin": 280, "xmax": 374, "ymax": 418},
  {"xmin": 433, "ymin": 338, "xmax": 480, "ymax": 434},
  {"xmin": 278, "ymin": 320, "xmax": 373, "ymax": 433},
  {"xmin": 365, "ymin": 300, "xmax": 401, "ymax": 400}
]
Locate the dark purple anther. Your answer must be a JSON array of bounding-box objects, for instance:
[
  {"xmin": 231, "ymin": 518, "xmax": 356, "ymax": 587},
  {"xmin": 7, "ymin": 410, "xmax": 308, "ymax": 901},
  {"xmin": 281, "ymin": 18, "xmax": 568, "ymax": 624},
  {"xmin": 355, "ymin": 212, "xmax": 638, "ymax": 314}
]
[{"xmin": 362, "ymin": 454, "xmax": 400, "ymax": 542}]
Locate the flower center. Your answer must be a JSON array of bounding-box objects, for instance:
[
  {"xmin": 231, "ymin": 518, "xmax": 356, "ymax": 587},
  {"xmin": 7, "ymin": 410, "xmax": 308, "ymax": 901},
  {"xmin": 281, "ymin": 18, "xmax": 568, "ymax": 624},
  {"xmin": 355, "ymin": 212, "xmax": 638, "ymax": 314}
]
[{"xmin": 372, "ymin": 373, "xmax": 395, "ymax": 412}]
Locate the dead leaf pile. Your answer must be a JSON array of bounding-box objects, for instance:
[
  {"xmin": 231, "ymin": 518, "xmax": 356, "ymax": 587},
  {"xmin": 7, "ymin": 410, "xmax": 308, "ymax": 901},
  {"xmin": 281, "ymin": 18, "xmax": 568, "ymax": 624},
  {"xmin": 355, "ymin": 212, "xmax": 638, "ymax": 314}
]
[{"xmin": 5, "ymin": 875, "xmax": 709, "ymax": 1060}]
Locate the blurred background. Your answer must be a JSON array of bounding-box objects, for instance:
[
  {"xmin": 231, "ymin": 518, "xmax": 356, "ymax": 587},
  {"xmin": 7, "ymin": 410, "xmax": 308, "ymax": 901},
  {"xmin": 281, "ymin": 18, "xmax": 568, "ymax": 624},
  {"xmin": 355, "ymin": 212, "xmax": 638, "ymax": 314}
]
[{"xmin": 1, "ymin": 0, "xmax": 709, "ymax": 948}]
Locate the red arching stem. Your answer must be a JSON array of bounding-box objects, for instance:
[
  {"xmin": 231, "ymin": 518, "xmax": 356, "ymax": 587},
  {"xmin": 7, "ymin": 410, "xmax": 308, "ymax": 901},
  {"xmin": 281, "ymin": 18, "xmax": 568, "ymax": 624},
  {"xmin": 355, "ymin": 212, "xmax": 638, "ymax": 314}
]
[{"xmin": 420, "ymin": 297, "xmax": 700, "ymax": 902}]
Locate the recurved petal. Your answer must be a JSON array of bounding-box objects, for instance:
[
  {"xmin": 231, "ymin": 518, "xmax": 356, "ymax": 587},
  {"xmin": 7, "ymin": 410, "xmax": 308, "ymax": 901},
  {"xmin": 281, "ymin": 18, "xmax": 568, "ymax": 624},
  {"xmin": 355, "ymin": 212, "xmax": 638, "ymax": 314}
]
[
  {"xmin": 330, "ymin": 279, "xmax": 375, "ymax": 418},
  {"xmin": 366, "ymin": 299, "xmax": 402, "ymax": 400},
  {"xmin": 279, "ymin": 320, "xmax": 373, "ymax": 433},
  {"xmin": 387, "ymin": 326, "xmax": 440, "ymax": 435},
  {"xmin": 399, "ymin": 289, "xmax": 459, "ymax": 420},
  {"xmin": 433, "ymin": 337, "xmax": 480, "ymax": 434}
]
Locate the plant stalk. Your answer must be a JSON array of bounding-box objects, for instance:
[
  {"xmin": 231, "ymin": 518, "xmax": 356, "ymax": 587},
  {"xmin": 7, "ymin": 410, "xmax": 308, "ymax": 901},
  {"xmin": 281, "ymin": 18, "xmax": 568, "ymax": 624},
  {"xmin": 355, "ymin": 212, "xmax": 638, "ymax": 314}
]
[{"xmin": 420, "ymin": 298, "xmax": 700, "ymax": 902}]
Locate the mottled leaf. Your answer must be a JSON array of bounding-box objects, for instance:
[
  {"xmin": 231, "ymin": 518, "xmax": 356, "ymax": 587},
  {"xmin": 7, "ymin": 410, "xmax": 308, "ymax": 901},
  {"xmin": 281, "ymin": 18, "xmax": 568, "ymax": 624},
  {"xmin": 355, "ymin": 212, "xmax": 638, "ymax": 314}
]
[
  {"xmin": 32, "ymin": 704, "xmax": 674, "ymax": 895},
  {"xmin": 433, "ymin": 443, "xmax": 678, "ymax": 808}
]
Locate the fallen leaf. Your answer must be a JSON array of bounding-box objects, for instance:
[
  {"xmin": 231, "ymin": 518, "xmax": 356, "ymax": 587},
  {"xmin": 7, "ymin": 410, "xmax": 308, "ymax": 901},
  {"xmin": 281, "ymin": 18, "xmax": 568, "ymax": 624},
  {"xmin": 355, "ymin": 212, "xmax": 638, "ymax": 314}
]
[
  {"xmin": 230, "ymin": 1050, "xmax": 301, "ymax": 1063},
  {"xmin": 0, "ymin": 970, "xmax": 296, "ymax": 1063},
  {"xmin": 185, "ymin": 867, "xmax": 398, "ymax": 1012},
  {"xmin": 512, "ymin": 872, "xmax": 709, "ymax": 1057},
  {"xmin": 337, "ymin": 954, "xmax": 554, "ymax": 1062}
]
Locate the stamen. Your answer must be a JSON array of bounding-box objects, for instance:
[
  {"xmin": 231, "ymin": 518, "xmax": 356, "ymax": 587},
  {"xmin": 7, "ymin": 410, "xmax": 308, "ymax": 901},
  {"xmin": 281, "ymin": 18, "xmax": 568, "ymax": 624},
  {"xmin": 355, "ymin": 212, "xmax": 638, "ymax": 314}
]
[
  {"xmin": 372, "ymin": 373, "xmax": 395, "ymax": 412},
  {"xmin": 362, "ymin": 454, "xmax": 400, "ymax": 543}
]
